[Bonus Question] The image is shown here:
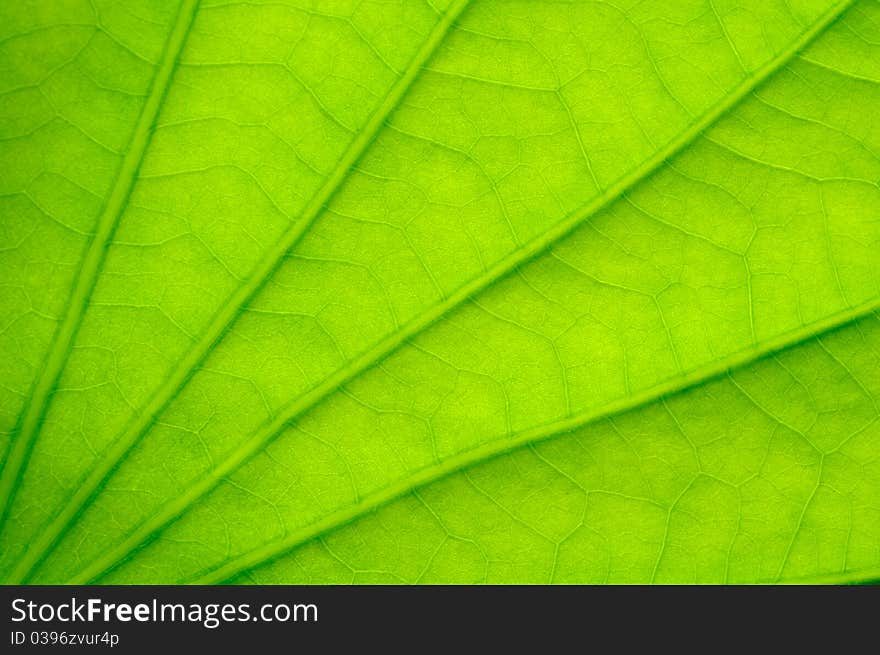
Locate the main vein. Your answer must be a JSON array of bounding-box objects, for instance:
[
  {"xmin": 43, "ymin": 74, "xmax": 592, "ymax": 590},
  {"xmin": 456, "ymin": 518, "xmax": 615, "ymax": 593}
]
[
  {"xmin": 776, "ymin": 565, "xmax": 880, "ymax": 585},
  {"xmin": 56, "ymin": 0, "xmax": 858, "ymax": 585},
  {"xmin": 186, "ymin": 299, "xmax": 880, "ymax": 584},
  {"xmin": 4, "ymin": 0, "xmax": 472, "ymax": 585},
  {"xmin": 0, "ymin": 0, "xmax": 201, "ymax": 531}
]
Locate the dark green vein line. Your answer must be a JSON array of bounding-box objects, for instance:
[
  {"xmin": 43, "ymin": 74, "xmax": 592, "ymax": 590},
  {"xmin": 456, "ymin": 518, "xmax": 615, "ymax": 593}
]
[
  {"xmin": 777, "ymin": 565, "xmax": 880, "ymax": 585},
  {"xmin": 4, "ymin": 0, "xmax": 472, "ymax": 585},
  {"xmin": 187, "ymin": 298, "xmax": 880, "ymax": 585},
  {"xmin": 59, "ymin": 0, "xmax": 857, "ymax": 585},
  {"xmin": 0, "ymin": 0, "xmax": 200, "ymax": 532}
]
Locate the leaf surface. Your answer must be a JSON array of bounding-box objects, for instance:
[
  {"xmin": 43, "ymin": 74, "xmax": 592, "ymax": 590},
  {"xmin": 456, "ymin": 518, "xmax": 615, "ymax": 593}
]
[{"xmin": 1, "ymin": 0, "xmax": 878, "ymax": 584}]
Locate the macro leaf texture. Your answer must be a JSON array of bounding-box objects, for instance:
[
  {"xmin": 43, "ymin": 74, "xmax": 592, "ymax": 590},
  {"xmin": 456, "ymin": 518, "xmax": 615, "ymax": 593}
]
[{"xmin": 1, "ymin": 0, "xmax": 879, "ymax": 585}]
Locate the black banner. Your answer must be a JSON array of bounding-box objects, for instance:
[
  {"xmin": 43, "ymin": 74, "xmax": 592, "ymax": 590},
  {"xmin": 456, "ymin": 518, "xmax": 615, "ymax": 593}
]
[{"xmin": 1, "ymin": 585, "xmax": 875, "ymax": 651}]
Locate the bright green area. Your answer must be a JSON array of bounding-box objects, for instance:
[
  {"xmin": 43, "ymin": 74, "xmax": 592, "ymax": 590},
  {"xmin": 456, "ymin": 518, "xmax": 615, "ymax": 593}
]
[{"xmin": 1, "ymin": 0, "xmax": 878, "ymax": 584}]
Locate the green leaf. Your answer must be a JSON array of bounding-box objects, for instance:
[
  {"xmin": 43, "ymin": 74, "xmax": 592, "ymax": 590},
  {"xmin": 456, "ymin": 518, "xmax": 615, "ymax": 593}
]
[{"xmin": 1, "ymin": 0, "xmax": 878, "ymax": 584}]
